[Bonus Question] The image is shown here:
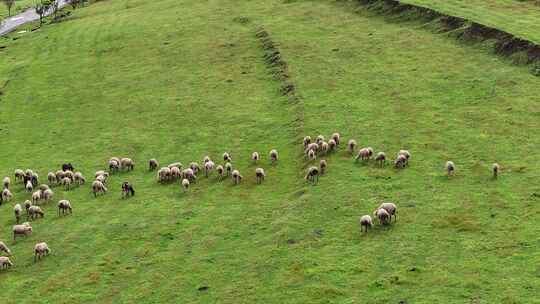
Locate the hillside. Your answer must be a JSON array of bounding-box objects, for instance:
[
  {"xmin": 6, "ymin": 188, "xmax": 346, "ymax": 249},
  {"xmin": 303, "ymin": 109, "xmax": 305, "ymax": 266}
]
[{"xmin": 0, "ymin": 0, "xmax": 539, "ymax": 303}]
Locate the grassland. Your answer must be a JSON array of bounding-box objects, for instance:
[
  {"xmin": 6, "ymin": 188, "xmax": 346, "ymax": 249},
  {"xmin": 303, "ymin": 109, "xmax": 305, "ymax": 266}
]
[
  {"xmin": 0, "ymin": 0, "xmax": 34, "ymax": 20},
  {"xmin": 0, "ymin": 0, "xmax": 539, "ymax": 303},
  {"xmin": 399, "ymin": 0, "xmax": 540, "ymax": 43}
]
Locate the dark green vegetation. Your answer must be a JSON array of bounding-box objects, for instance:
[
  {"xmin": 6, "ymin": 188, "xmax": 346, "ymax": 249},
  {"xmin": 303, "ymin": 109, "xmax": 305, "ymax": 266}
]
[{"xmin": 0, "ymin": 0, "xmax": 539, "ymax": 303}]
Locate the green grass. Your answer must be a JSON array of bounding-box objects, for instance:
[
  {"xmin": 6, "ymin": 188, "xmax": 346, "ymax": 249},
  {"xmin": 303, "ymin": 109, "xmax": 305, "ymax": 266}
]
[
  {"xmin": 0, "ymin": 0, "xmax": 539, "ymax": 303},
  {"xmin": 0, "ymin": 0, "xmax": 34, "ymax": 20},
  {"xmin": 399, "ymin": 0, "xmax": 540, "ymax": 43}
]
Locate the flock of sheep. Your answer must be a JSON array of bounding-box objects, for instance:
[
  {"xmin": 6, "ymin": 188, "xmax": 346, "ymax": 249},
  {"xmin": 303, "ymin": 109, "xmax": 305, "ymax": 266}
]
[{"xmin": 0, "ymin": 132, "xmax": 502, "ymax": 270}]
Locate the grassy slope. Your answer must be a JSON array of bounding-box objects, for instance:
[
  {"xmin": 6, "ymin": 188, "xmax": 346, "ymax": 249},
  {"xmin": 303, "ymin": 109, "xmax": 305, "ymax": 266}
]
[
  {"xmin": 399, "ymin": 0, "xmax": 540, "ymax": 44},
  {"xmin": 0, "ymin": 0, "xmax": 34, "ymax": 20},
  {"xmin": 0, "ymin": 0, "xmax": 539, "ymax": 303}
]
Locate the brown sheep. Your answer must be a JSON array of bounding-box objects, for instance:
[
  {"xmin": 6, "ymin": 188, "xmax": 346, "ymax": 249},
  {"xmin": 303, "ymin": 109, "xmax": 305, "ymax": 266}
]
[{"xmin": 319, "ymin": 159, "xmax": 327, "ymax": 175}]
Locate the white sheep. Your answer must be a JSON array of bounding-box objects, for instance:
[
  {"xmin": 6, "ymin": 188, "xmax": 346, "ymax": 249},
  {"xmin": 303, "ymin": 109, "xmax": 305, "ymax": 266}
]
[
  {"xmin": 0, "ymin": 256, "xmax": 13, "ymax": 269},
  {"xmin": 31, "ymin": 191, "xmax": 41, "ymax": 204},
  {"xmin": 13, "ymin": 222, "xmax": 32, "ymax": 242},
  {"xmin": 303, "ymin": 136, "xmax": 312, "ymax": 148},
  {"xmin": 63, "ymin": 177, "xmax": 72, "ymax": 190},
  {"xmin": 92, "ymin": 180, "xmax": 108, "ymax": 197},
  {"xmin": 47, "ymin": 172, "xmax": 57, "ymax": 186},
  {"xmin": 0, "ymin": 241, "xmax": 11, "ymax": 256},
  {"xmin": 55, "ymin": 170, "xmax": 65, "ymax": 182},
  {"xmin": 231, "ymin": 170, "xmax": 243, "ymax": 185},
  {"xmin": 216, "ymin": 165, "xmax": 225, "ymax": 180},
  {"xmin": 28, "ymin": 205, "xmax": 45, "ymax": 220},
  {"xmin": 375, "ymin": 152, "xmax": 386, "ymax": 167},
  {"xmin": 320, "ymin": 142, "xmax": 329, "ymax": 155},
  {"xmin": 305, "ymin": 143, "xmax": 318, "ymax": 154},
  {"xmin": 308, "ymin": 149, "xmax": 316, "ymax": 161},
  {"xmin": 158, "ymin": 167, "xmax": 171, "ymax": 183},
  {"xmin": 95, "ymin": 175, "xmax": 107, "ymax": 185},
  {"xmin": 328, "ymin": 139, "xmax": 337, "ymax": 152},
  {"xmin": 225, "ymin": 163, "xmax": 233, "ymax": 176},
  {"xmin": 223, "ymin": 152, "xmax": 232, "ymax": 163},
  {"xmin": 374, "ymin": 208, "xmax": 390, "ymax": 225},
  {"xmin": 394, "ymin": 154, "xmax": 407, "ymax": 169},
  {"xmin": 377, "ymin": 202, "xmax": 397, "ymax": 222},
  {"xmin": 255, "ymin": 168, "xmax": 265, "ymax": 184},
  {"xmin": 25, "ymin": 180, "xmax": 33, "ymax": 192},
  {"xmin": 63, "ymin": 170, "xmax": 74, "ymax": 181},
  {"xmin": 170, "ymin": 166, "xmax": 181, "ymax": 180},
  {"xmin": 347, "ymin": 139, "xmax": 357, "ymax": 154},
  {"xmin": 359, "ymin": 215, "xmax": 373, "ymax": 232},
  {"xmin": 190, "ymin": 162, "xmax": 201, "ymax": 175},
  {"xmin": 398, "ymin": 150, "xmax": 411, "ymax": 165},
  {"xmin": 316, "ymin": 135, "xmax": 325, "ymax": 145},
  {"xmin": 355, "ymin": 147, "xmax": 374, "ymax": 161},
  {"xmin": 14, "ymin": 169, "xmax": 25, "ymax": 182},
  {"xmin": 319, "ymin": 159, "xmax": 327, "ymax": 175},
  {"xmin": 251, "ymin": 152, "xmax": 260, "ymax": 163},
  {"xmin": 492, "ymin": 163, "xmax": 500, "ymax": 178},
  {"xmin": 95, "ymin": 171, "xmax": 109, "ymax": 179},
  {"xmin": 168, "ymin": 162, "xmax": 183, "ymax": 170},
  {"xmin": 3, "ymin": 176, "xmax": 10, "ymax": 189},
  {"xmin": 203, "ymin": 156, "xmax": 212, "ymax": 164},
  {"xmin": 149, "ymin": 159, "xmax": 159, "ymax": 171},
  {"xmin": 34, "ymin": 242, "xmax": 51, "ymax": 262},
  {"xmin": 305, "ymin": 167, "xmax": 319, "ymax": 184},
  {"xmin": 446, "ymin": 161, "xmax": 455, "ymax": 176},
  {"xmin": 24, "ymin": 200, "xmax": 32, "ymax": 214},
  {"xmin": 58, "ymin": 200, "xmax": 72, "ymax": 216},
  {"xmin": 1, "ymin": 188, "xmax": 13, "ymax": 202},
  {"xmin": 182, "ymin": 168, "xmax": 197, "ymax": 183},
  {"xmin": 181, "ymin": 178, "xmax": 190, "ymax": 193},
  {"xmin": 42, "ymin": 189, "xmax": 54, "ymax": 203},
  {"xmin": 269, "ymin": 149, "xmax": 279, "ymax": 164},
  {"xmin": 109, "ymin": 159, "xmax": 120, "ymax": 172},
  {"xmin": 14, "ymin": 204, "xmax": 22, "ymax": 224},
  {"xmin": 204, "ymin": 161, "xmax": 215, "ymax": 177},
  {"xmin": 331, "ymin": 132, "xmax": 340, "ymax": 145},
  {"xmin": 121, "ymin": 158, "xmax": 135, "ymax": 171},
  {"xmin": 74, "ymin": 172, "xmax": 86, "ymax": 185}
]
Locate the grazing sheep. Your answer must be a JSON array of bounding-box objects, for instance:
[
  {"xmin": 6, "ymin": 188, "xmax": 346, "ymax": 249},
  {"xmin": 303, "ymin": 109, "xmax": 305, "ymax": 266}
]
[
  {"xmin": 303, "ymin": 136, "xmax": 312, "ymax": 148},
  {"xmin": 0, "ymin": 241, "xmax": 11, "ymax": 256},
  {"xmin": 223, "ymin": 152, "xmax": 232, "ymax": 163},
  {"xmin": 3, "ymin": 176, "xmax": 10, "ymax": 189},
  {"xmin": 121, "ymin": 158, "xmax": 135, "ymax": 171},
  {"xmin": 305, "ymin": 142, "xmax": 318, "ymax": 153},
  {"xmin": 492, "ymin": 163, "xmax": 500, "ymax": 178},
  {"xmin": 398, "ymin": 150, "xmax": 411, "ymax": 165},
  {"xmin": 95, "ymin": 175, "xmax": 107, "ymax": 185},
  {"xmin": 62, "ymin": 163, "xmax": 74, "ymax": 172},
  {"xmin": 109, "ymin": 159, "xmax": 120, "ymax": 172},
  {"xmin": 47, "ymin": 172, "xmax": 57, "ymax": 186},
  {"xmin": 319, "ymin": 159, "xmax": 327, "ymax": 175},
  {"xmin": 255, "ymin": 168, "xmax": 265, "ymax": 184},
  {"xmin": 308, "ymin": 149, "xmax": 317, "ymax": 161},
  {"xmin": 331, "ymin": 133, "xmax": 340, "ymax": 146},
  {"xmin": 110, "ymin": 157, "xmax": 121, "ymax": 168},
  {"xmin": 34, "ymin": 242, "xmax": 51, "ymax": 262},
  {"xmin": 28, "ymin": 206, "xmax": 45, "ymax": 221},
  {"xmin": 14, "ymin": 169, "xmax": 25, "ymax": 182},
  {"xmin": 121, "ymin": 182, "xmax": 135, "ymax": 198},
  {"xmin": 355, "ymin": 147, "xmax": 374, "ymax": 161},
  {"xmin": 225, "ymin": 163, "xmax": 233, "ymax": 176},
  {"xmin": 269, "ymin": 149, "xmax": 279, "ymax": 164},
  {"xmin": 181, "ymin": 178, "xmax": 190, "ymax": 193},
  {"xmin": 63, "ymin": 170, "xmax": 74, "ymax": 181},
  {"xmin": 359, "ymin": 215, "xmax": 373, "ymax": 232},
  {"xmin": 14, "ymin": 204, "xmax": 22, "ymax": 224},
  {"xmin": 42, "ymin": 189, "xmax": 54, "ymax": 203},
  {"xmin": 216, "ymin": 165, "xmax": 225, "ymax": 180},
  {"xmin": 203, "ymin": 156, "xmax": 212, "ymax": 164},
  {"xmin": 328, "ymin": 139, "xmax": 337, "ymax": 152},
  {"xmin": 446, "ymin": 161, "xmax": 455, "ymax": 176},
  {"xmin": 62, "ymin": 177, "xmax": 72, "ymax": 190},
  {"xmin": 251, "ymin": 152, "xmax": 260, "ymax": 163},
  {"xmin": 319, "ymin": 142, "xmax": 329, "ymax": 155},
  {"xmin": 25, "ymin": 169, "xmax": 34, "ymax": 178},
  {"xmin": 190, "ymin": 162, "xmax": 201, "ymax": 175},
  {"xmin": 39, "ymin": 184, "xmax": 50, "ymax": 193},
  {"xmin": 24, "ymin": 200, "xmax": 32, "ymax": 214},
  {"xmin": 170, "ymin": 166, "xmax": 181, "ymax": 180},
  {"xmin": 374, "ymin": 208, "xmax": 390, "ymax": 225},
  {"xmin": 1, "ymin": 188, "xmax": 13, "ymax": 202},
  {"xmin": 157, "ymin": 167, "xmax": 171, "ymax": 183},
  {"xmin": 305, "ymin": 167, "xmax": 319, "ymax": 184},
  {"xmin": 30, "ymin": 173, "xmax": 39, "ymax": 187},
  {"xmin": 55, "ymin": 170, "xmax": 65, "ymax": 182},
  {"xmin": 394, "ymin": 154, "xmax": 407, "ymax": 169},
  {"xmin": 316, "ymin": 135, "xmax": 325, "ymax": 145},
  {"xmin": 74, "ymin": 172, "xmax": 86, "ymax": 185},
  {"xmin": 182, "ymin": 168, "xmax": 197, "ymax": 183},
  {"xmin": 168, "ymin": 162, "xmax": 183, "ymax": 170},
  {"xmin": 231, "ymin": 170, "xmax": 243, "ymax": 185},
  {"xmin": 95, "ymin": 171, "xmax": 110, "ymax": 179},
  {"xmin": 204, "ymin": 161, "xmax": 215, "ymax": 177},
  {"xmin": 92, "ymin": 180, "xmax": 108, "ymax": 197},
  {"xmin": 25, "ymin": 180, "xmax": 33, "ymax": 192},
  {"xmin": 58, "ymin": 200, "xmax": 72, "ymax": 216},
  {"xmin": 375, "ymin": 152, "xmax": 386, "ymax": 167},
  {"xmin": 347, "ymin": 139, "xmax": 357, "ymax": 154},
  {"xmin": 31, "ymin": 191, "xmax": 41, "ymax": 204},
  {"xmin": 377, "ymin": 202, "xmax": 397, "ymax": 222},
  {"xmin": 149, "ymin": 159, "xmax": 159, "ymax": 171},
  {"xmin": 0, "ymin": 256, "xmax": 13, "ymax": 269}
]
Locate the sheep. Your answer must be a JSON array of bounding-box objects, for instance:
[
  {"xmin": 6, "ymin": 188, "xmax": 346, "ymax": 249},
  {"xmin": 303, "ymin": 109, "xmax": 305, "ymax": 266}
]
[
  {"xmin": 355, "ymin": 147, "xmax": 374, "ymax": 161},
  {"xmin": 320, "ymin": 142, "xmax": 329, "ymax": 155},
  {"xmin": 231, "ymin": 170, "xmax": 243, "ymax": 185},
  {"xmin": 216, "ymin": 165, "xmax": 225, "ymax": 180},
  {"xmin": 305, "ymin": 143, "xmax": 318, "ymax": 154},
  {"xmin": 0, "ymin": 256, "xmax": 13, "ymax": 269},
  {"xmin": 204, "ymin": 161, "xmax": 215, "ymax": 177},
  {"xmin": 492, "ymin": 163, "xmax": 500, "ymax": 178},
  {"xmin": 223, "ymin": 152, "xmax": 232, "ymax": 163},
  {"xmin": 34, "ymin": 242, "xmax": 51, "ymax": 262},
  {"xmin": 121, "ymin": 182, "xmax": 135, "ymax": 198},
  {"xmin": 377, "ymin": 202, "xmax": 397, "ymax": 222},
  {"xmin": 305, "ymin": 166, "xmax": 319, "ymax": 184},
  {"xmin": 74, "ymin": 172, "xmax": 86, "ymax": 185},
  {"xmin": 62, "ymin": 177, "xmax": 72, "ymax": 190},
  {"xmin": 359, "ymin": 215, "xmax": 373, "ymax": 232},
  {"xmin": 157, "ymin": 167, "xmax": 171, "ymax": 183},
  {"xmin": 55, "ymin": 170, "xmax": 65, "ymax": 182},
  {"xmin": 3, "ymin": 176, "xmax": 10, "ymax": 189},
  {"xmin": 92, "ymin": 180, "xmax": 108, "ymax": 197},
  {"xmin": 374, "ymin": 208, "xmax": 390, "ymax": 225},
  {"xmin": 255, "ymin": 168, "xmax": 265, "ymax": 184},
  {"xmin": 13, "ymin": 222, "xmax": 32, "ymax": 242},
  {"xmin": 30, "ymin": 173, "xmax": 39, "ymax": 187},
  {"xmin": 319, "ymin": 159, "xmax": 327, "ymax": 175},
  {"xmin": 63, "ymin": 170, "xmax": 74, "ymax": 181},
  {"xmin": 14, "ymin": 204, "xmax": 22, "ymax": 224},
  {"xmin": 269, "ymin": 149, "xmax": 279, "ymax": 164},
  {"xmin": 225, "ymin": 162, "xmax": 233, "ymax": 176},
  {"xmin": 375, "ymin": 152, "xmax": 386, "ymax": 167},
  {"xmin": 110, "ymin": 157, "xmax": 121, "ymax": 168},
  {"xmin": 95, "ymin": 175, "xmax": 107, "ymax": 185},
  {"xmin": 14, "ymin": 169, "xmax": 25, "ymax": 182},
  {"xmin": 182, "ymin": 168, "xmax": 197, "ymax": 183},
  {"xmin": 170, "ymin": 166, "xmax": 181, "ymax": 180},
  {"xmin": 58, "ymin": 200, "xmax": 72, "ymax": 216},
  {"xmin": 190, "ymin": 162, "xmax": 201, "ymax": 175},
  {"xmin": 62, "ymin": 163, "xmax": 74, "ymax": 172},
  {"xmin": 31, "ymin": 191, "xmax": 41, "ymax": 204},
  {"xmin": 347, "ymin": 139, "xmax": 357, "ymax": 154},
  {"xmin": 251, "ymin": 152, "xmax": 260, "ymax": 163},
  {"xmin": 25, "ymin": 180, "xmax": 33, "ymax": 192},
  {"xmin": 168, "ymin": 162, "xmax": 183, "ymax": 170},
  {"xmin": 1, "ymin": 188, "xmax": 13, "ymax": 202},
  {"xmin": 398, "ymin": 150, "xmax": 411, "ymax": 166},
  {"xmin": 308, "ymin": 149, "xmax": 316, "ymax": 161},
  {"xmin": 47, "ymin": 172, "xmax": 57, "ymax": 186},
  {"xmin": 328, "ymin": 139, "xmax": 337, "ymax": 152},
  {"xmin": 39, "ymin": 184, "xmax": 50, "ymax": 193},
  {"xmin": 24, "ymin": 200, "xmax": 32, "ymax": 214},
  {"xmin": 149, "ymin": 159, "xmax": 159, "ymax": 171},
  {"xmin": 203, "ymin": 156, "xmax": 212, "ymax": 164},
  {"xmin": 25, "ymin": 169, "xmax": 34, "ymax": 178},
  {"xmin": 0, "ymin": 241, "xmax": 11, "ymax": 256},
  {"xmin": 109, "ymin": 159, "xmax": 120, "ymax": 172},
  {"xmin": 303, "ymin": 136, "xmax": 312, "ymax": 148},
  {"xmin": 181, "ymin": 178, "xmax": 190, "ymax": 193},
  {"xmin": 394, "ymin": 154, "xmax": 407, "ymax": 169},
  {"xmin": 95, "ymin": 171, "xmax": 109, "ymax": 179},
  {"xmin": 121, "ymin": 158, "xmax": 135, "ymax": 171},
  {"xmin": 42, "ymin": 189, "xmax": 54, "ymax": 203},
  {"xmin": 331, "ymin": 132, "xmax": 340, "ymax": 145},
  {"xmin": 446, "ymin": 161, "xmax": 455, "ymax": 176},
  {"xmin": 28, "ymin": 205, "xmax": 45, "ymax": 221},
  {"xmin": 316, "ymin": 135, "xmax": 325, "ymax": 145}
]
